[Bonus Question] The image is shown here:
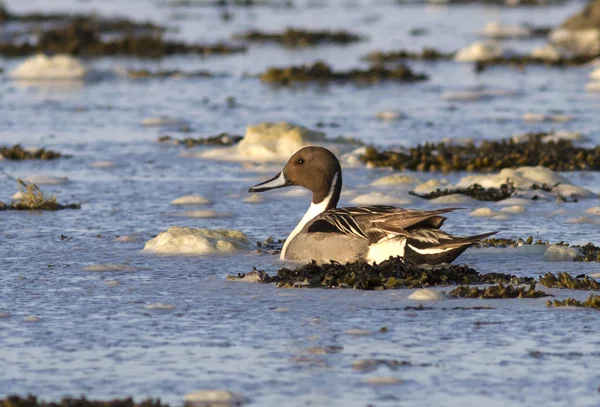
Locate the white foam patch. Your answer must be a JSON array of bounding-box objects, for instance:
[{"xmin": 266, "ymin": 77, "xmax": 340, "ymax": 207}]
[
  {"xmin": 350, "ymin": 192, "xmax": 415, "ymax": 206},
  {"xmin": 9, "ymin": 54, "xmax": 87, "ymax": 79},
  {"xmin": 243, "ymin": 194, "xmax": 265, "ymax": 204},
  {"xmin": 143, "ymin": 227, "xmax": 250, "ymax": 255},
  {"xmin": 496, "ymin": 198, "xmax": 531, "ymax": 206},
  {"xmin": 500, "ymin": 205, "xmax": 526, "ymax": 214},
  {"xmin": 456, "ymin": 166, "xmax": 568, "ymax": 189},
  {"xmin": 586, "ymin": 82, "xmax": 600, "ymax": 92},
  {"xmin": 171, "ymin": 195, "xmax": 210, "ymax": 206},
  {"xmin": 184, "ymin": 390, "xmax": 246, "ymax": 407},
  {"xmin": 455, "ymin": 41, "xmax": 504, "ymax": 62},
  {"xmin": 413, "ymin": 179, "xmax": 449, "ymax": 194},
  {"xmin": 470, "ymin": 208, "xmax": 501, "ymax": 217},
  {"xmin": 543, "ymin": 246, "xmax": 579, "ymax": 262},
  {"xmin": 141, "ymin": 116, "xmax": 188, "ymax": 127},
  {"xmin": 90, "ymin": 161, "xmax": 116, "ymax": 168},
  {"xmin": 586, "ymin": 207, "xmax": 600, "ymax": 216},
  {"xmin": 375, "ymin": 111, "xmax": 403, "ymax": 121},
  {"xmin": 531, "ymin": 44, "xmax": 563, "ymax": 61},
  {"xmin": 431, "ymin": 194, "xmax": 476, "ymax": 205},
  {"xmin": 554, "ymin": 184, "xmax": 596, "ymax": 199},
  {"xmin": 407, "ymin": 289, "xmax": 446, "ymax": 301},
  {"xmin": 82, "ymin": 264, "xmax": 136, "ymax": 272},
  {"xmin": 482, "ymin": 22, "xmax": 531, "ymax": 38},
  {"xmin": 567, "ymin": 217, "xmax": 600, "ymax": 224},
  {"xmin": 197, "ymin": 122, "xmax": 360, "ymax": 162},
  {"xmin": 371, "ymin": 174, "xmax": 422, "ymax": 186},
  {"xmin": 363, "ymin": 376, "xmax": 403, "ymax": 385},
  {"xmin": 590, "ymin": 68, "xmax": 600, "ymax": 80},
  {"xmin": 24, "ymin": 175, "xmax": 69, "ymax": 185},
  {"xmin": 144, "ymin": 303, "xmax": 176, "ymax": 310},
  {"xmin": 170, "ymin": 210, "xmax": 232, "ymax": 218}
]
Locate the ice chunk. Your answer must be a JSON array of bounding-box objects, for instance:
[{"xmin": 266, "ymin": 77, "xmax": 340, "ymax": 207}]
[
  {"xmin": 531, "ymin": 44, "xmax": 563, "ymax": 61},
  {"xmin": 144, "ymin": 303, "xmax": 176, "ymax": 310},
  {"xmin": 143, "ymin": 227, "xmax": 250, "ymax": 255},
  {"xmin": 543, "ymin": 246, "xmax": 578, "ymax": 261},
  {"xmin": 500, "ymin": 205, "xmax": 526, "ymax": 214},
  {"xmin": 566, "ymin": 217, "xmax": 600, "ymax": 224},
  {"xmin": 496, "ymin": 198, "xmax": 531, "ymax": 206},
  {"xmin": 184, "ymin": 390, "xmax": 246, "ymax": 407},
  {"xmin": 470, "ymin": 208, "xmax": 501, "ymax": 217},
  {"xmin": 482, "ymin": 22, "xmax": 531, "ymax": 38},
  {"xmin": 171, "ymin": 195, "xmax": 210, "ymax": 205},
  {"xmin": 455, "ymin": 166, "xmax": 571, "ymax": 190},
  {"xmin": 407, "ymin": 289, "xmax": 446, "ymax": 301},
  {"xmin": 586, "ymin": 207, "xmax": 600, "ymax": 216},
  {"xmin": 364, "ymin": 376, "xmax": 403, "ymax": 385},
  {"xmin": 431, "ymin": 194, "xmax": 476, "ymax": 205},
  {"xmin": 413, "ymin": 179, "xmax": 449, "ymax": 195},
  {"xmin": 371, "ymin": 174, "xmax": 421, "ymax": 186},
  {"xmin": 455, "ymin": 41, "xmax": 503, "ymax": 62},
  {"xmin": 9, "ymin": 54, "xmax": 87, "ymax": 79},
  {"xmin": 375, "ymin": 111, "xmax": 403, "ymax": 121},
  {"xmin": 585, "ymin": 82, "xmax": 600, "ymax": 92},
  {"xmin": 141, "ymin": 116, "xmax": 189, "ymax": 127},
  {"xmin": 198, "ymin": 122, "xmax": 359, "ymax": 162},
  {"xmin": 90, "ymin": 161, "xmax": 116, "ymax": 168},
  {"xmin": 350, "ymin": 192, "xmax": 415, "ymax": 206},
  {"xmin": 243, "ymin": 194, "xmax": 265, "ymax": 204}
]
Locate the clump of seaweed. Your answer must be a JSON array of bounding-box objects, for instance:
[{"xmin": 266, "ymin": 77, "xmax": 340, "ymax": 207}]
[
  {"xmin": 233, "ymin": 28, "xmax": 363, "ymax": 47},
  {"xmin": 360, "ymin": 133, "xmax": 600, "ymax": 172},
  {"xmin": 364, "ymin": 47, "xmax": 454, "ymax": 64},
  {"xmin": 229, "ymin": 257, "xmax": 532, "ymax": 289},
  {"xmin": 127, "ymin": 69, "xmax": 215, "ymax": 79},
  {"xmin": 575, "ymin": 243, "xmax": 600, "ymax": 262},
  {"xmin": 476, "ymin": 54, "xmax": 600, "ymax": 69},
  {"xmin": 410, "ymin": 182, "xmax": 515, "ymax": 202},
  {"xmin": 256, "ymin": 236, "xmax": 284, "ymax": 255},
  {"xmin": 449, "ymin": 283, "xmax": 549, "ymax": 299},
  {"xmin": 260, "ymin": 61, "xmax": 428, "ymax": 85},
  {"xmin": 157, "ymin": 133, "xmax": 243, "ymax": 147},
  {"xmin": 0, "ymin": 15, "xmax": 245, "ymax": 57},
  {"xmin": 0, "ymin": 144, "xmax": 63, "ymax": 161},
  {"xmin": 477, "ymin": 235, "xmax": 548, "ymax": 248},
  {"xmin": 0, "ymin": 395, "xmax": 167, "ymax": 407},
  {"xmin": 539, "ymin": 272, "xmax": 600, "ymax": 290},
  {"xmin": 1, "ymin": 177, "xmax": 80, "ymax": 211},
  {"xmin": 547, "ymin": 295, "xmax": 600, "ymax": 310}
]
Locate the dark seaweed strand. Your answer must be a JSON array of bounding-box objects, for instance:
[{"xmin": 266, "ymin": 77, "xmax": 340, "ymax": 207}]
[{"xmin": 360, "ymin": 134, "xmax": 600, "ymax": 172}]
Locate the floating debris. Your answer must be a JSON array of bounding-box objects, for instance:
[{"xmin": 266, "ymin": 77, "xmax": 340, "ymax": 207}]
[
  {"xmin": 227, "ymin": 257, "xmax": 532, "ymax": 289},
  {"xmin": 449, "ymin": 283, "xmax": 549, "ymax": 299},
  {"xmin": 127, "ymin": 69, "xmax": 215, "ymax": 79},
  {"xmin": 0, "ymin": 145, "xmax": 63, "ymax": 161},
  {"xmin": 1, "ymin": 178, "xmax": 80, "ymax": 211},
  {"xmin": 410, "ymin": 182, "xmax": 515, "ymax": 202},
  {"xmin": 477, "ymin": 236, "xmax": 547, "ymax": 248},
  {"xmin": 158, "ymin": 133, "xmax": 243, "ymax": 147},
  {"xmin": 260, "ymin": 61, "xmax": 427, "ymax": 85},
  {"xmin": 360, "ymin": 133, "xmax": 600, "ymax": 172},
  {"xmin": 364, "ymin": 48, "xmax": 454, "ymax": 64},
  {"xmin": 547, "ymin": 295, "xmax": 600, "ymax": 310},
  {"xmin": 475, "ymin": 54, "xmax": 598, "ymax": 68},
  {"xmin": 233, "ymin": 28, "xmax": 363, "ymax": 47},
  {"xmin": 0, "ymin": 396, "xmax": 168, "ymax": 407},
  {"xmin": 539, "ymin": 272, "xmax": 600, "ymax": 290}
]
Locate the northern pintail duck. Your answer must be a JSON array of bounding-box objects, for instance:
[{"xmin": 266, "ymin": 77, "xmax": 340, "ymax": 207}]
[{"xmin": 248, "ymin": 146, "xmax": 496, "ymax": 265}]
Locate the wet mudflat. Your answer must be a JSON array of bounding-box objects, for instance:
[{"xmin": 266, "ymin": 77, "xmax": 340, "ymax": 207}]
[{"xmin": 1, "ymin": 0, "xmax": 600, "ymax": 406}]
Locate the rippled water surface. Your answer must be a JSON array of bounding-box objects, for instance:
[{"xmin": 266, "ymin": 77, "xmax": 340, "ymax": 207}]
[{"xmin": 1, "ymin": 0, "xmax": 600, "ymax": 406}]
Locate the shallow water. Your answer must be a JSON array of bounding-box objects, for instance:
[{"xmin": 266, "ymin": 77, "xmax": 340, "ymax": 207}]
[{"xmin": 1, "ymin": 0, "xmax": 600, "ymax": 406}]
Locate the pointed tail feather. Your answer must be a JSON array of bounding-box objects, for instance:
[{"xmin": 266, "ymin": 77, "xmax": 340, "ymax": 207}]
[{"xmin": 404, "ymin": 231, "xmax": 498, "ymax": 265}]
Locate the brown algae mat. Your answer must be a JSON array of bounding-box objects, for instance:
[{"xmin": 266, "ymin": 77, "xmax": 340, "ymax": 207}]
[
  {"xmin": 547, "ymin": 295, "xmax": 600, "ymax": 310},
  {"xmin": 228, "ymin": 257, "xmax": 533, "ymax": 289},
  {"xmin": 157, "ymin": 134, "xmax": 243, "ymax": 147},
  {"xmin": 0, "ymin": 145, "xmax": 63, "ymax": 161},
  {"xmin": 1, "ymin": 179, "xmax": 80, "ymax": 211},
  {"xmin": 260, "ymin": 61, "xmax": 428, "ymax": 85},
  {"xmin": 0, "ymin": 7, "xmax": 245, "ymax": 57},
  {"xmin": 364, "ymin": 48, "xmax": 455, "ymax": 64},
  {"xmin": 449, "ymin": 283, "xmax": 549, "ymax": 299},
  {"xmin": 233, "ymin": 28, "xmax": 363, "ymax": 47},
  {"xmin": 127, "ymin": 70, "xmax": 216, "ymax": 79},
  {"xmin": 360, "ymin": 133, "xmax": 600, "ymax": 172},
  {"xmin": 539, "ymin": 272, "xmax": 600, "ymax": 289},
  {"xmin": 0, "ymin": 396, "xmax": 166, "ymax": 407}
]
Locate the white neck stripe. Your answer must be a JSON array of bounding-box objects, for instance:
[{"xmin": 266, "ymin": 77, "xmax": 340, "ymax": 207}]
[{"xmin": 281, "ymin": 172, "xmax": 339, "ymax": 259}]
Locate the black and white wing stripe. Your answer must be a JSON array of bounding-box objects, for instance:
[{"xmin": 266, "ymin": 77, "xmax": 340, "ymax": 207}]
[{"xmin": 305, "ymin": 211, "xmax": 369, "ymax": 240}]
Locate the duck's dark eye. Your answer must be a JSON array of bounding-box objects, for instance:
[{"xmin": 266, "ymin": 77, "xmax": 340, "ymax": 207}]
[{"xmin": 297, "ymin": 159, "xmax": 304, "ymax": 165}]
